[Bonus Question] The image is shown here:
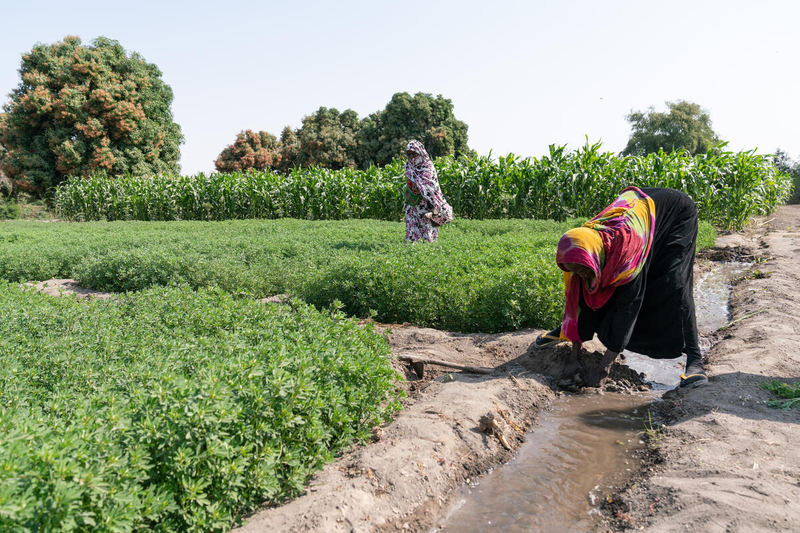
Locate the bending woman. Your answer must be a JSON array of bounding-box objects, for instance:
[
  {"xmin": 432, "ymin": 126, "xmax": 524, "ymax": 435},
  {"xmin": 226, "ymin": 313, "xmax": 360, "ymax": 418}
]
[
  {"xmin": 536, "ymin": 187, "xmax": 708, "ymax": 389},
  {"xmin": 404, "ymin": 140, "xmax": 453, "ymax": 242}
]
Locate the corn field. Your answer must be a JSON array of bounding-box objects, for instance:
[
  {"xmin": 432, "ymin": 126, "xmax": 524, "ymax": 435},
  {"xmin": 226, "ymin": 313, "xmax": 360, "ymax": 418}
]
[{"xmin": 55, "ymin": 141, "xmax": 793, "ymax": 229}]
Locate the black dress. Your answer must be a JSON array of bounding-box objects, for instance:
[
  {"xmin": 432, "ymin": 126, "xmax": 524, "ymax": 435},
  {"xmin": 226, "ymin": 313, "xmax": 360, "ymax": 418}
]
[{"xmin": 575, "ymin": 188, "xmax": 701, "ymax": 363}]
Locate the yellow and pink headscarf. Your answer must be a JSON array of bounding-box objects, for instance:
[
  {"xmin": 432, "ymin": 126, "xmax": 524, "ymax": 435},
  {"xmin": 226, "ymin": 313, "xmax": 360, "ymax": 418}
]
[{"xmin": 557, "ymin": 187, "xmax": 656, "ymax": 343}]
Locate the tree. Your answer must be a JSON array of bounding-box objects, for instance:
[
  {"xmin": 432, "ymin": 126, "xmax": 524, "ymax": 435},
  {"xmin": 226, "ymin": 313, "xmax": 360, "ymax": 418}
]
[
  {"xmin": 622, "ymin": 100, "xmax": 719, "ymax": 156},
  {"xmin": 357, "ymin": 92, "xmax": 470, "ymax": 168},
  {"xmin": 773, "ymin": 148, "xmax": 800, "ymax": 204},
  {"xmin": 291, "ymin": 107, "xmax": 361, "ymax": 170},
  {"xmin": 214, "ymin": 92, "xmax": 471, "ymax": 174},
  {"xmin": 0, "ymin": 36, "xmax": 183, "ymax": 195},
  {"xmin": 214, "ymin": 130, "xmax": 279, "ymax": 173},
  {"xmin": 275, "ymin": 126, "xmax": 299, "ymax": 174}
]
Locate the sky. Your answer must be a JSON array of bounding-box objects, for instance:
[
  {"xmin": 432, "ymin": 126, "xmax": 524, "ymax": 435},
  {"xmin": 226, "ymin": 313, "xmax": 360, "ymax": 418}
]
[{"xmin": 1, "ymin": 0, "xmax": 798, "ymax": 176}]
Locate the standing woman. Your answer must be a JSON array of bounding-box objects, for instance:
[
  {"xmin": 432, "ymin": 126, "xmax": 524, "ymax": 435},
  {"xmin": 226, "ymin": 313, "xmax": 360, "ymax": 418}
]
[
  {"xmin": 404, "ymin": 140, "xmax": 453, "ymax": 242},
  {"xmin": 535, "ymin": 187, "xmax": 708, "ymax": 389}
]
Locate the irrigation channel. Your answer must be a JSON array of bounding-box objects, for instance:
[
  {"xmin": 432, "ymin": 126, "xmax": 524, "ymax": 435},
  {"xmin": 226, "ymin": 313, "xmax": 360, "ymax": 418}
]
[{"xmin": 436, "ymin": 261, "xmax": 750, "ymax": 533}]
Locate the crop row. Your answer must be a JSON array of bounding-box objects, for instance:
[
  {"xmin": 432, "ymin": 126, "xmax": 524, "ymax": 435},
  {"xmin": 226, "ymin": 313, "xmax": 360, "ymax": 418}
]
[
  {"xmin": 0, "ymin": 218, "xmax": 716, "ymax": 531},
  {"xmin": 55, "ymin": 141, "xmax": 792, "ymax": 230},
  {"xmin": 0, "ymin": 218, "xmax": 715, "ymax": 333},
  {"xmin": 0, "ymin": 283, "xmax": 400, "ymax": 532}
]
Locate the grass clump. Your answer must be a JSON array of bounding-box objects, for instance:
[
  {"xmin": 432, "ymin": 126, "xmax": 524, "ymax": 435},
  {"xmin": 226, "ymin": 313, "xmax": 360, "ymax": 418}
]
[
  {"xmin": 0, "ymin": 283, "xmax": 400, "ymax": 532},
  {"xmin": 642, "ymin": 411, "xmax": 666, "ymax": 451}
]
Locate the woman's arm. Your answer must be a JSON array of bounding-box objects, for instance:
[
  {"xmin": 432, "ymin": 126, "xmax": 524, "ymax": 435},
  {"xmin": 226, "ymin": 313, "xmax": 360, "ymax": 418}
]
[{"xmin": 412, "ymin": 165, "xmax": 445, "ymax": 209}]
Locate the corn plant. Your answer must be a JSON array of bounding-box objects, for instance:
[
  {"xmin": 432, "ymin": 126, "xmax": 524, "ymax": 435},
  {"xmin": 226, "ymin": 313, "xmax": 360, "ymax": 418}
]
[{"xmin": 55, "ymin": 141, "xmax": 791, "ymax": 230}]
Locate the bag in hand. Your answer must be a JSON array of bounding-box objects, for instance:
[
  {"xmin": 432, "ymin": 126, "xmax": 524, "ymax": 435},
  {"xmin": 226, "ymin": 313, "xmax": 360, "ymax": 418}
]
[{"xmin": 427, "ymin": 203, "xmax": 454, "ymax": 227}]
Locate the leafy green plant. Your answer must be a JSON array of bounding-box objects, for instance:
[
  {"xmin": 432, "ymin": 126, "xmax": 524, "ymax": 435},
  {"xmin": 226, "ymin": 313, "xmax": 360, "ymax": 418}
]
[
  {"xmin": 643, "ymin": 411, "xmax": 665, "ymax": 451},
  {"xmin": 0, "ymin": 197, "xmax": 20, "ymax": 219},
  {"xmin": 760, "ymin": 380, "xmax": 800, "ymax": 410},
  {"xmin": 0, "ymin": 217, "xmax": 716, "ymax": 333},
  {"xmin": 0, "ymin": 283, "xmax": 401, "ymax": 531}
]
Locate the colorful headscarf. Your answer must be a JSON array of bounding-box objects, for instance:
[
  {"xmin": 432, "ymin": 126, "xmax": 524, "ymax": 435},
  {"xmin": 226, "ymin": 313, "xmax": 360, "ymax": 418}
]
[{"xmin": 557, "ymin": 187, "xmax": 656, "ymax": 343}]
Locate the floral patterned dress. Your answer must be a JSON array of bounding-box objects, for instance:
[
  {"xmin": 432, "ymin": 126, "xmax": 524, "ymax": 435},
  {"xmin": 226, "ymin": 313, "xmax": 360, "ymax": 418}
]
[{"xmin": 404, "ymin": 140, "xmax": 453, "ymax": 242}]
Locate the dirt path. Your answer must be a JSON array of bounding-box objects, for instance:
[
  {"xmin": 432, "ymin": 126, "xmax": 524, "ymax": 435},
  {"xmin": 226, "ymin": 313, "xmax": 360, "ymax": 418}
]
[
  {"xmin": 234, "ymin": 321, "xmax": 652, "ymax": 533},
  {"xmin": 606, "ymin": 204, "xmax": 800, "ymax": 532},
  {"xmin": 235, "ymin": 327, "xmax": 555, "ymax": 533},
  {"xmin": 26, "ymin": 278, "xmax": 116, "ymax": 300}
]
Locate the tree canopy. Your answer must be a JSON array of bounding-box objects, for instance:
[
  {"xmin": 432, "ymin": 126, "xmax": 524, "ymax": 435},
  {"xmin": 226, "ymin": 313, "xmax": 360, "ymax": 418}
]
[
  {"xmin": 357, "ymin": 92, "xmax": 470, "ymax": 168},
  {"xmin": 773, "ymin": 148, "xmax": 800, "ymax": 204},
  {"xmin": 214, "ymin": 92, "xmax": 470, "ymax": 173},
  {"xmin": 0, "ymin": 36, "xmax": 183, "ymax": 195},
  {"xmin": 214, "ymin": 130, "xmax": 278, "ymax": 173},
  {"xmin": 292, "ymin": 107, "xmax": 361, "ymax": 170},
  {"xmin": 622, "ymin": 100, "xmax": 719, "ymax": 156}
]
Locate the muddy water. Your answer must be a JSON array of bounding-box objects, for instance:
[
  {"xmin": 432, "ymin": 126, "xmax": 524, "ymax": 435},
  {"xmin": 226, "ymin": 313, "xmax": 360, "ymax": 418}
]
[
  {"xmin": 439, "ymin": 393, "xmax": 657, "ymax": 532},
  {"xmin": 623, "ymin": 262, "xmax": 750, "ymax": 388},
  {"xmin": 437, "ymin": 262, "xmax": 749, "ymax": 532}
]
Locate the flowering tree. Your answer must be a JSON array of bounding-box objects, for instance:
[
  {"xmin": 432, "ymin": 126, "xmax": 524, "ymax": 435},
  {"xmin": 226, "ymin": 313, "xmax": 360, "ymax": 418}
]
[
  {"xmin": 0, "ymin": 36, "xmax": 183, "ymax": 195},
  {"xmin": 215, "ymin": 92, "xmax": 471, "ymax": 174},
  {"xmin": 214, "ymin": 130, "xmax": 279, "ymax": 172}
]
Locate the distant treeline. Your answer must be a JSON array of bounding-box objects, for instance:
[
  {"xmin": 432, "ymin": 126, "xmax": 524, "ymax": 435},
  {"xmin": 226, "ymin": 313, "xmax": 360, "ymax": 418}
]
[{"xmin": 214, "ymin": 92, "xmax": 470, "ymax": 174}]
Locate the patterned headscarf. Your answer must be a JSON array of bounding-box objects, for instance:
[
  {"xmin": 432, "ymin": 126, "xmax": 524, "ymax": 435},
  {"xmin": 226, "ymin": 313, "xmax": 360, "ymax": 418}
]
[
  {"xmin": 557, "ymin": 187, "xmax": 656, "ymax": 343},
  {"xmin": 405, "ymin": 140, "xmax": 436, "ymax": 176},
  {"xmin": 404, "ymin": 140, "xmax": 438, "ymax": 205}
]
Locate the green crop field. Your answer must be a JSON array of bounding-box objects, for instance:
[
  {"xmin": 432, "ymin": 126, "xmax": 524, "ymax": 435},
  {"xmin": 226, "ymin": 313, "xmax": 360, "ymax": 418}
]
[
  {"xmin": 0, "ymin": 283, "xmax": 400, "ymax": 532},
  {"xmin": 0, "ymin": 215, "xmax": 716, "ymax": 532},
  {"xmin": 0, "ymin": 218, "xmax": 715, "ymax": 333},
  {"xmin": 55, "ymin": 142, "xmax": 792, "ymax": 230}
]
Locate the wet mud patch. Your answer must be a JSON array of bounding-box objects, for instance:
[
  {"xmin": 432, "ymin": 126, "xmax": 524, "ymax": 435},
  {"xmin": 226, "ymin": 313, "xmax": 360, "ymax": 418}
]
[
  {"xmin": 697, "ymin": 243, "xmax": 762, "ymax": 263},
  {"xmin": 521, "ymin": 342, "xmax": 650, "ymax": 394}
]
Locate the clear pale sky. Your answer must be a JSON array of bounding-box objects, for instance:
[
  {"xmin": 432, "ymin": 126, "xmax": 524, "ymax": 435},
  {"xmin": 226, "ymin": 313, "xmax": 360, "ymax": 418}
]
[{"xmin": 1, "ymin": 0, "xmax": 797, "ymax": 175}]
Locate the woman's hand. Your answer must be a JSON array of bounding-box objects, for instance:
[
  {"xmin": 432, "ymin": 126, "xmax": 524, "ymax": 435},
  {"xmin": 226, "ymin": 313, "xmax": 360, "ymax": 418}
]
[{"xmin": 565, "ymin": 342, "xmax": 583, "ymax": 377}]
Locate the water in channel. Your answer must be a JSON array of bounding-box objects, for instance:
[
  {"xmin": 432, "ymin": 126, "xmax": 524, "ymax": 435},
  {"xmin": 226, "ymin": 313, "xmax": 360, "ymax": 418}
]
[{"xmin": 437, "ymin": 262, "xmax": 749, "ymax": 532}]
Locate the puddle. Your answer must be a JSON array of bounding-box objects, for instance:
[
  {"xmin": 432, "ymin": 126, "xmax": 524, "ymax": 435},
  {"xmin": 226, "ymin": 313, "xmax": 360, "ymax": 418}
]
[{"xmin": 436, "ymin": 262, "xmax": 749, "ymax": 532}]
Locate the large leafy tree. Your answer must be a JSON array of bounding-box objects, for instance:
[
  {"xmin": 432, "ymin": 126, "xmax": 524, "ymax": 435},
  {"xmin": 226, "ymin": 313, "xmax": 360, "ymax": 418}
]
[
  {"xmin": 275, "ymin": 126, "xmax": 299, "ymax": 174},
  {"xmin": 358, "ymin": 92, "xmax": 470, "ymax": 168},
  {"xmin": 622, "ymin": 100, "xmax": 719, "ymax": 156},
  {"xmin": 291, "ymin": 107, "xmax": 361, "ymax": 170},
  {"xmin": 214, "ymin": 130, "xmax": 279, "ymax": 173},
  {"xmin": 0, "ymin": 36, "xmax": 183, "ymax": 195}
]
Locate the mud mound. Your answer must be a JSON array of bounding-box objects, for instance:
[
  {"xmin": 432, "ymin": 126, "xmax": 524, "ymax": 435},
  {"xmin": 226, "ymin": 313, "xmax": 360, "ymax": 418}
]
[{"xmin": 521, "ymin": 342, "xmax": 650, "ymax": 394}]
